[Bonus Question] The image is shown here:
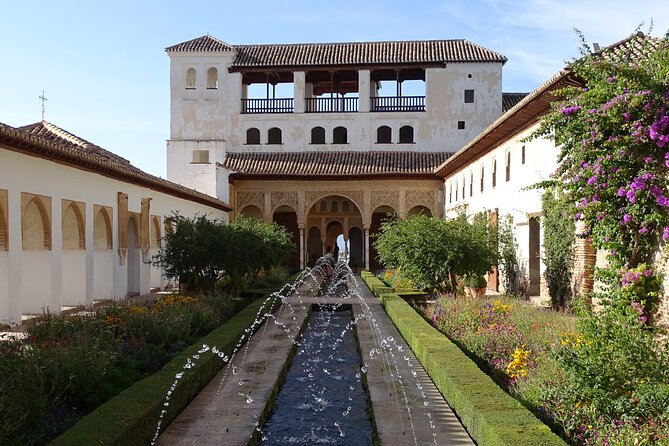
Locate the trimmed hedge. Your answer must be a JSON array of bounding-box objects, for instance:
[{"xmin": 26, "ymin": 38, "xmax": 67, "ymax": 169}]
[
  {"xmin": 376, "ymin": 292, "xmax": 566, "ymax": 446},
  {"xmin": 50, "ymin": 295, "xmax": 280, "ymax": 446}
]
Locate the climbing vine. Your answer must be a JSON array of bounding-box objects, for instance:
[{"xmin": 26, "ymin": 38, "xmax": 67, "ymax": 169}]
[{"xmin": 498, "ymin": 215, "xmax": 519, "ymax": 295}]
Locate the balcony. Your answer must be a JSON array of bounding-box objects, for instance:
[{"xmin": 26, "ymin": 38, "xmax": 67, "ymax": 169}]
[
  {"xmin": 370, "ymin": 96, "xmax": 425, "ymax": 112},
  {"xmin": 241, "ymin": 98, "xmax": 294, "ymax": 114},
  {"xmin": 305, "ymin": 97, "xmax": 358, "ymax": 113}
]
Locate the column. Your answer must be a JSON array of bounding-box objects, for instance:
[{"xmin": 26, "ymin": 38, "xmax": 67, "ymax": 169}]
[
  {"xmin": 294, "ymin": 71, "xmax": 306, "ymax": 113},
  {"xmin": 358, "ymin": 70, "xmax": 371, "ymax": 112},
  {"xmin": 299, "ymin": 227, "xmax": 305, "ymax": 270},
  {"xmin": 364, "ymin": 227, "xmax": 370, "ymax": 271},
  {"xmin": 51, "ymin": 197, "xmax": 63, "ymax": 313},
  {"xmin": 7, "ymin": 190, "xmax": 23, "ymax": 324},
  {"xmin": 85, "ymin": 202, "xmax": 95, "ymax": 306}
]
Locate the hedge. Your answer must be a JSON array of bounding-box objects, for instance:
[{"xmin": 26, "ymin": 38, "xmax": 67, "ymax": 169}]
[
  {"xmin": 375, "ymin": 292, "xmax": 566, "ymax": 446},
  {"xmin": 50, "ymin": 295, "xmax": 281, "ymax": 446}
]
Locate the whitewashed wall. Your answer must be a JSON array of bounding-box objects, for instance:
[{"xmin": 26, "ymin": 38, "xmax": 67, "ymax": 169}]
[{"xmin": 0, "ymin": 148, "xmax": 228, "ymax": 325}]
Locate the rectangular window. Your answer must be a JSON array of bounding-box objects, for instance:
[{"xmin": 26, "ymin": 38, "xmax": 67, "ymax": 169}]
[
  {"xmin": 505, "ymin": 153, "xmax": 511, "ymax": 182},
  {"xmin": 492, "ymin": 159, "xmax": 497, "ymax": 188},
  {"xmin": 192, "ymin": 149, "xmax": 210, "ymax": 164},
  {"xmin": 457, "ymin": 120, "xmax": 465, "ymax": 130},
  {"xmin": 522, "ymin": 145, "xmax": 526, "ymax": 164},
  {"xmin": 464, "ymin": 89, "xmax": 474, "ymax": 103},
  {"xmin": 480, "ymin": 167, "xmax": 484, "ymax": 192}
]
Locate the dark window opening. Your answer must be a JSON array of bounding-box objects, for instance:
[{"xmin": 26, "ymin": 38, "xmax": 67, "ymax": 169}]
[
  {"xmin": 333, "ymin": 126, "xmax": 348, "ymax": 144},
  {"xmin": 376, "ymin": 126, "xmax": 392, "ymax": 143},
  {"xmin": 399, "ymin": 125, "xmax": 414, "ymax": 144},
  {"xmin": 470, "ymin": 173, "xmax": 473, "ymax": 196},
  {"xmin": 464, "ymin": 89, "xmax": 474, "ymax": 103},
  {"xmin": 246, "ymin": 128, "xmax": 260, "ymax": 144},
  {"xmin": 457, "ymin": 121, "xmax": 465, "ymax": 130},
  {"xmin": 522, "ymin": 145, "xmax": 526, "ymax": 164},
  {"xmin": 480, "ymin": 167, "xmax": 485, "ymax": 192},
  {"xmin": 268, "ymin": 127, "xmax": 282, "ymax": 144},
  {"xmin": 506, "ymin": 152, "xmax": 511, "ymax": 182},
  {"xmin": 492, "ymin": 160, "xmax": 497, "ymax": 188},
  {"xmin": 311, "ymin": 126, "xmax": 325, "ymax": 144}
]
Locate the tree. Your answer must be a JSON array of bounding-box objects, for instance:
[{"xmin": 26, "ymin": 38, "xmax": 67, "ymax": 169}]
[
  {"xmin": 373, "ymin": 213, "xmax": 496, "ymax": 292},
  {"xmin": 153, "ymin": 214, "xmax": 294, "ymax": 294}
]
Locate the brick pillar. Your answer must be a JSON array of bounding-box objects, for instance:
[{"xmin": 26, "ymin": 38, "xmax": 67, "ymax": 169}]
[{"xmin": 572, "ymin": 221, "xmax": 596, "ymax": 297}]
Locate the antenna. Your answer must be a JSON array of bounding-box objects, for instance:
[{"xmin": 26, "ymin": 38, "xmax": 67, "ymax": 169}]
[{"xmin": 39, "ymin": 90, "xmax": 48, "ymax": 121}]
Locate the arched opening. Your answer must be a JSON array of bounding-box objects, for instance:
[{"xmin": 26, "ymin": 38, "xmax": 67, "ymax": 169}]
[
  {"xmin": 272, "ymin": 205, "xmax": 299, "ymax": 270},
  {"xmin": 407, "ymin": 205, "xmax": 432, "ymax": 217},
  {"xmin": 239, "ymin": 205, "xmax": 263, "ymax": 220},
  {"xmin": 332, "ymin": 126, "xmax": 348, "ymax": 144},
  {"xmin": 470, "ymin": 171, "xmax": 474, "ymax": 197},
  {"xmin": 22, "ymin": 197, "xmax": 50, "ymax": 250},
  {"xmin": 492, "ymin": 158, "xmax": 497, "ymax": 188},
  {"xmin": 370, "ymin": 205, "xmax": 397, "ymax": 270},
  {"xmin": 151, "ymin": 216, "xmax": 161, "ymax": 249},
  {"xmin": 335, "ymin": 233, "xmax": 347, "ymax": 262},
  {"xmin": 185, "ymin": 67, "xmax": 197, "ymax": 89},
  {"xmin": 325, "ymin": 220, "xmax": 344, "ymax": 259},
  {"xmin": 94, "ymin": 207, "xmax": 113, "ymax": 250},
  {"xmin": 0, "ymin": 201, "xmax": 7, "ymax": 251},
  {"xmin": 306, "ymin": 195, "xmax": 363, "ymax": 267},
  {"xmin": 399, "ymin": 125, "xmax": 414, "ymax": 144},
  {"xmin": 126, "ymin": 217, "xmax": 140, "ymax": 296},
  {"xmin": 480, "ymin": 165, "xmax": 485, "ymax": 192},
  {"xmin": 62, "ymin": 202, "xmax": 85, "ymax": 250},
  {"xmin": 376, "ymin": 125, "xmax": 391, "ymax": 144},
  {"xmin": 307, "ymin": 226, "xmax": 322, "ymax": 267},
  {"xmin": 506, "ymin": 151, "xmax": 511, "ymax": 182},
  {"xmin": 267, "ymin": 127, "xmax": 282, "ymax": 145},
  {"xmin": 348, "ymin": 227, "xmax": 363, "ymax": 269},
  {"xmin": 310, "ymin": 126, "xmax": 325, "ymax": 144},
  {"xmin": 207, "ymin": 67, "xmax": 218, "ymax": 89},
  {"xmin": 246, "ymin": 128, "xmax": 261, "ymax": 145}
]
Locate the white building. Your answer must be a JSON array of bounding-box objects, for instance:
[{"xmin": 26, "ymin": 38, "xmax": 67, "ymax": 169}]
[{"xmin": 0, "ymin": 121, "xmax": 232, "ymax": 325}]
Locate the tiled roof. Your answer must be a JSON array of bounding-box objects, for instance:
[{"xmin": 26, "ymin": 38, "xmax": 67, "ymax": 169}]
[
  {"xmin": 221, "ymin": 151, "xmax": 452, "ymax": 179},
  {"xmin": 592, "ymin": 32, "xmax": 664, "ymax": 64},
  {"xmin": 167, "ymin": 36, "xmax": 507, "ymax": 67},
  {"xmin": 502, "ymin": 93, "xmax": 529, "ymax": 112},
  {"xmin": 165, "ymin": 35, "xmax": 235, "ymax": 52},
  {"xmin": 0, "ymin": 121, "xmax": 232, "ymax": 212}
]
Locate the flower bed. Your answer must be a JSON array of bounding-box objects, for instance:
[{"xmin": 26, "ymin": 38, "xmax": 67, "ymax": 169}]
[
  {"xmin": 0, "ymin": 292, "xmax": 253, "ymax": 446},
  {"xmin": 418, "ymin": 295, "xmax": 669, "ymax": 445}
]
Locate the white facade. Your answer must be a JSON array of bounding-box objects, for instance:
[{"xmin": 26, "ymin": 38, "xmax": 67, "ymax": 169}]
[
  {"xmin": 165, "ymin": 39, "xmax": 504, "ymax": 204},
  {"xmin": 0, "ymin": 144, "xmax": 229, "ymax": 325},
  {"xmin": 442, "ymin": 123, "xmax": 559, "ymax": 295}
]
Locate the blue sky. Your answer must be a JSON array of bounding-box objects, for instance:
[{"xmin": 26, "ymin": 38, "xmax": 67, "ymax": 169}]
[{"xmin": 1, "ymin": 0, "xmax": 667, "ymax": 178}]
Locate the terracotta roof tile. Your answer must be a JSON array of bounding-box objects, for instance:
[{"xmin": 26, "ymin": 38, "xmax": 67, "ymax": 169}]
[
  {"xmin": 502, "ymin": 93, "xmax": 529, "ymax": 112},
  {"xmin": 221, "ymin": 151, "xmax": 452, "ymax": 179},
  {"xmin": 0, "ymin": 121, "xmax": 232, "ymax": 212},
  {"xmin": 167, "ymin": 36, "xmax": 508, "ymax": 67},
  {"xmin": 165, "ymin": 35, "xmax": 235, "ymax": 52}
]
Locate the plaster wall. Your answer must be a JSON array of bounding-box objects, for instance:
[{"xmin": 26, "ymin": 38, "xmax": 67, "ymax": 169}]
[{"xmin": 0, "ymin": 147, "xmax": 228, "ymax": 324}]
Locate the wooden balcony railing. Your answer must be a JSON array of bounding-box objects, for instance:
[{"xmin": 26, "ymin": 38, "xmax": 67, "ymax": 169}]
[
  {"xmin": 241, "ymin": 98, "xmax": 294, "ymax": 114},
  {"xmin": 305, "ymin": 97, "xmax": 359, "ymax": 113},
  {"xmin": 370, "ymin": 96, "xmax": 425, "ymax": 112}
]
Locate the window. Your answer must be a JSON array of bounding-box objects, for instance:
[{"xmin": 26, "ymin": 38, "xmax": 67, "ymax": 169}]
[
  {"xmin": 492, "ymin": 159, "xmax": 497, "ymax": 188},
  {"xmin": 331, "ymin": 201, "xmax": 338, "ymax": 212},
  {"xmin": 206, "ymin": 67, "xmax": 218, "ymax": 89},
  {"xmin": 455, "ymin": 179, "xmax": 459, "ymax": 201},
  {"xmin": 246, "ymin": 128, "xmax": 260, "ymax": 144},
  {"xmin": 93, "ymin": 206, "xmax": 112, "ymax": 250},
  {"xmin": 320, "ymin": 201, "xmax": 327, "ymax": 212},
  {"xmin": 457, "ymin": 121, "xmax": 465, "ymax": 130},
  {"xmin": 467, "ymin": 73, "xmax": 473, "ymax": 78},
  {"xmin": 185, "ymin": 68, "xmax": 196, "ymax": 90},
  {"xmin": 342, "ymin": 201, "xmax": 349, "ymax": 212},
  {"xmin": 448, "ymin": 183, "xmax": 452, "ymax": 203},
  {"xmin": 464, "ymin": 89, "xmax": 474, "ymax": 103},
  {"xmin": 192, "ymin": 150, "xmax": 209, "ymax": 164},
  {"xmin": 62, "ymin": 201, "xmax": 85, "ymax": 250},
  {"xmin": 333, "ymin": 126, "xmax": 347, "ymax": 144},
  {"xmin": 505, "ymin": 151, "xmax": 511, "ymax": 182},
  {"xmin": 376, "ymin": 126, "xmax": 391, "ymax": 144},
  {"xmin": 22, "ymin": 195, "xmax": 51, "ymax": 250},
  {"xmin": 311, "ymin": 126, "xmax": 325, "ymax": 144},
  {"xmin": 522, "ymin": 145, "xmax": 526, "ymax": 164},
  {"xmin": 470, "ymin": 172, "xmax": 473, "ymax": 197},
  {"xmin": 480, "ymin": 165, "xmax": 485, "ymax": 192},
  {"xmin": 461, "ymin": 175, "xmax": 465, "ymax": 200},
  {"xmin": 267, "ymin": 127, "xmax": 282, "ymax": 144},
  {"xmin": 399, "ymin": 125, "xmax": 414, "ymax": 144}
]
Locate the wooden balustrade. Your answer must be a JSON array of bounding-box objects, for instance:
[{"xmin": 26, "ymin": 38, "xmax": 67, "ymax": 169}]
[{"xmin": 370, "ymin": 96, "xmax": 425, "ymax": 112}]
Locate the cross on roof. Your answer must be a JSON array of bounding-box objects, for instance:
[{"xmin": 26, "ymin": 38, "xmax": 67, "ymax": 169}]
[{"xmin": 39, "ymin": 90, "xmax": 47, "ymax": 121}]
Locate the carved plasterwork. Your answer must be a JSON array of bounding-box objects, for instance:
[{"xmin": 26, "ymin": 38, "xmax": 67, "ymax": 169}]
[
  {"xmin": 371, "ymin": 190, "xmax": 400, "ymax": 211},
  {"xmin": 304, "ymin": 190, "xmax": 364, "ymax": 214},
  {"xmin": 271, "ymin": 191, "xmax": 298, "ymax": 212},
  {"xmin": 348, "ymin": 217, "xmax": 363, "ymax": 231},
  {"xmin": 236, "ymin": 191, "xmax": 265, "ymax": 213},
  {"xmin": 406, "ymin": 190, "xmax": 435, "ymax": 211},
  {"xmin": 307, "ymin": 216, "xmax": 321, "ymax": 231}
]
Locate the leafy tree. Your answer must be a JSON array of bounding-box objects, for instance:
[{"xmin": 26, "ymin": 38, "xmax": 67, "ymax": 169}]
[
  {"xmin": 153, "ymin": 214, "xmax": 294, "ymax": 294},
  {"xmin": 373, "ymin": 213, "xmax": 496, "ymax": 292},
  {"xmin": 541, "ymin": 188, "xmax": 575, "ymax": 309},
  {"xmin": 498, "ymin": 214, "xmax": 520, "ymax": 295}
]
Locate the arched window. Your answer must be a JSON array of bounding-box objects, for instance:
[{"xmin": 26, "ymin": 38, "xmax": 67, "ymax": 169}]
[
  {"xmin": 331, "ymin": 201, "xmax": 338, "ymax": 212},
  {"xmin": 470, "ymin": 171, "xmax": 474, "ymax": 196},
  {"xmin": 22, "ymin": 196, "xmax": 51, "ymax": 250},
  {"xmin": 0, "ymin": 200, "xmax": 7, "ymax": 251},
  {"xmin": 342, "ymin": 201, "xmax": 350, "ymax": 212},
  {"xmin": 506, "ymin": 151, "xmax": 511, "ymax": 182},
  {"xmin": 62, "ymin": 202, "xmax": 85, "ymax": 250},
  {"xmin": 376, "ymin": 126, "xmax": 392, "ymax": 143},
  {"xmin": 480, "ymin": 165, "xmax": 485, "ymax": 192},
  {"xmin": 455, "ymin": 179, "xmax": 459, "ymax": 201},
  {"xmin": 246, "ymin": 128, "xmax": 260, "ymax": 144},
  {"xmin": 268, "ymin": 127, "xmax": 282, "ymax": 144},
  {"xmin": 311, "ymin": 126, "xmax": 325, "ymax": 144},
  {"xmin": 320, "ymin": 201, "xmax": 327, "ymax": 212},
  {"xmin": 94, "ymin": 207, "xmax": 113, "ymax": 250},
  {"xmin": 492, "ymin": 158, "xmax": 497, "ymax": 188},
  {"xmin": 206, "ymin": 67, "xmax": 218, "ymax": 89},
  {"xmin": 399, "ymin": 125, "xmax": 414, "ymax": 144},
  {"xmin": 333, "ymin": 126, "xmax": 347, "ymax": 144},
  {"xmin": 521, "ymin": 145, "xmax": 526, "ymax": 164},
  {"xmin": 461, "ymin": 175, "xmax": 465, "ymax": 200},
  {"xmin": 185, "ymin": 68, "xmax": 197, "ymax": 90},
  {"xmin": 448, "ymin": 183, "xmax": 452, "ymax": 203}
]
